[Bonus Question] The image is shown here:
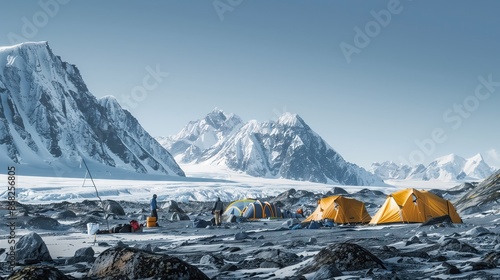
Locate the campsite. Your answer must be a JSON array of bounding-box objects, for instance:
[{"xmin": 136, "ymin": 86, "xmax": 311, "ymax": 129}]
[{"xmin": 1, "ymin": 170, "xmax": 500, "ymax": 279}]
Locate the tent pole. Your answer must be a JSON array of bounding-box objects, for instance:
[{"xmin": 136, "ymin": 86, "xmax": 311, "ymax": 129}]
[{"xmin": 81, "ymin": 157, "xmax": 110, "ymax": 231}]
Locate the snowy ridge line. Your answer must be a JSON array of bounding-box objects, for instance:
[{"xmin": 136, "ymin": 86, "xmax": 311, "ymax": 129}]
[
  {"xmin": 158, "ymin": 109, "xmax": 383, "ymax": 186},
  {"xmin": 0, "ymin": 41, "xmax": 184, "ymax": 177},
  {"xmin": 371, "ymin": 153, "xmax": 496, "ymax": 181}
]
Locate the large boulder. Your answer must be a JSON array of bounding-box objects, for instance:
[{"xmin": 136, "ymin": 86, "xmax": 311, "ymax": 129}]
[
  {"xmin": 7, "ymin": 266, "xmax": 71, "ymax": 280},
  {"xmin": 87, "ymin": 247, "xmax": 209, "ymax": 279},
  {"xmin": 52, "ymin": 210, "xmax": 77, "ymax": 220},
  {"xmin": 162, "ymin": 200, "xmax": 185, "ymax": 213},
  {"xmin": 101, "ymin": 200, "xmax": 125, "ymax": 216},
  {"xmin": 8, "ymin": 232, "xmax": 52, "ymax": 264},
  {"xmin": 299, "ymin": 242, "xmax": 385, "ymax": 275},
  {"xmin": 439, "ymin": 238, "xmax": 479, "ymax": 254},
  {"xmin": 65, "ymin": 247, "xmax": 95, "ymax": 265},
  {"xmin": 311, "ymin": 265, "xmax": 343, "ymax": 279}
]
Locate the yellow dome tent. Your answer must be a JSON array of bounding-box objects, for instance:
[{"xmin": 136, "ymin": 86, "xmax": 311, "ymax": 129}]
[
  {"xmin": 369, "ymin": 188, "xmax": 462, "ymax": 225},
  {"xmin": 304, "ymin": 196, "xmax": 371, "ymax": 224},
  {"xmin": 223, "ymin": 199, "xmax": 256, "ymax": 217}
]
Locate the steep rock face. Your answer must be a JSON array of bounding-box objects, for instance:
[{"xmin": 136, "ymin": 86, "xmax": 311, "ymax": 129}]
[
  {"xmin": 0, "ymin": 42, "xmax": 184, "ymax": 177},
  {"xmin": 455, "ymin": 169, "xmax": 500, "ymax": 214},
  {"xmin": 161, "ymin": 111, "xmax": 382, "ymax": 186}
]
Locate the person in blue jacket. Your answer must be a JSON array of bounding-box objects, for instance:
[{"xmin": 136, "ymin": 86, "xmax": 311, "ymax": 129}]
[{"xmin": 151, "ymin": 194, "xmax": 159, "ymax": 226}]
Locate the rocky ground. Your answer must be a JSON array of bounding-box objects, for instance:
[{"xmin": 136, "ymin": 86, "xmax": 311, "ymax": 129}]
[{"xmin": 1, "ymin": 186, "xmax": 500, "ymax": 279}]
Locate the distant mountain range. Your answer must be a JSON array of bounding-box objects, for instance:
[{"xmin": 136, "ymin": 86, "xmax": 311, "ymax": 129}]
[
  {"xmin": 371, "ymin": 154, "xmax": 496, "ymax": 181},
  {"xmin": 157, "ymin": 109, "xmax": 383, "ymax": 186},
  {"xmin": 0, "ymin": 42, "xmax": 184, "ymax": 177}
]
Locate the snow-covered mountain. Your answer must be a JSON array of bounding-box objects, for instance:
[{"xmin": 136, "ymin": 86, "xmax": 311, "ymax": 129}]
[
  {"xmin": 371, "ymin": 154, "xmax": 496, "ymax": 181},
  {"xmin": 156, "ymin": 108, "xmax": 243, "ymax": 163},
  {"xmin": 159, "ymin": 110, "xmax": 383, "ymax": 186},
  {"xmin": 0, "ymin": 42, "xmax": 184, "ymax": 178}
]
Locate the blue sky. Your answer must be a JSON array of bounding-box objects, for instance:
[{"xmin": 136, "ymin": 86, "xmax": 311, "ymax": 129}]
[{"xmin": 1, "ymin": 0, "xmax": 499, "ymax": 169}]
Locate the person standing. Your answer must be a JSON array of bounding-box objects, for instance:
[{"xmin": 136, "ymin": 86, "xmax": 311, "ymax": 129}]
[
  {"xmin": 151, "ymin": 194, "xmax": 159, "ymax": 226},
  {"xmin": 212, "ymin": 197, "xmax": 224, "ymax": 226}
]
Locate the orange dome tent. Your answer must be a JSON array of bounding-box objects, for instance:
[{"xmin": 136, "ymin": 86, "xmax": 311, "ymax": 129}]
[
  {"xmin": 304, "ymin": 196, "xmax": 371, "ymax": 224},
  {"xmin": 369, "ymin": 188, "xmax": 462, "ymax": 225}
]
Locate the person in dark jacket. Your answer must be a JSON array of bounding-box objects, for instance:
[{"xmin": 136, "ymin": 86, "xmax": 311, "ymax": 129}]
[
  {"xmin": 151, "ymin": 194, "xmax": 159, "ymax": 226},
  {"xmin": 212, "ymin": 197, "xmax": 224, "ymax": 226}
]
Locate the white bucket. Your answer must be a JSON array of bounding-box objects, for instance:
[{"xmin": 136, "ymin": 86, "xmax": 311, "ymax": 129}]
[{"xmin": 87, "ymin": 223, "xmax": 99, "ymax": 235}]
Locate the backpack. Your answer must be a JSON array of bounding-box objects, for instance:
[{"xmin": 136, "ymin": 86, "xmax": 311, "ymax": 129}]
[
  {"xmin": 130, "ymin": 220, "xmax": 140, "ymax": 231},
  {"xmin": 119, "ymin": 224, "xmax": 132, "ymax": 233}
]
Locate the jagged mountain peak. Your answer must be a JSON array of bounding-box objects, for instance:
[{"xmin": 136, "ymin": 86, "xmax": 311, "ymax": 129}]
[
  {"xmin": 372, "ymin": 153, "xmax": 495, "ymax": 181},
  {"xmin": 161, "ymin": 111, "xmax": 383, "ymax": 186},
  {"xmin": 204, "ymin": 108, "xmax": 228, "ymax": 129},
  {"xmin": 0, "ymin": 42, "xmax": 184, "ymax": 178},
  {"xmin": 157, "ymin": 109, "xmax": 244, "ymax": 163},
  {"xmin": 277, "ymin": 112, "xmax": 309, "ymax": 129},
  {"xmin": 467, "ymin": 153, "xmax": 484, "ymax": 162},
  {"xmin": 434, "ymin": 153, "xmax": 464, "ymax": 165},
  {"xmin": 0, "ymin": 41, "xmax": 49, "ymax": 52}
]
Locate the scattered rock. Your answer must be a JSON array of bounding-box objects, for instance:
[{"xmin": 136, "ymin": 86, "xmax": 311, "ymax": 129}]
[
  {"xmin": 399, "ymin": 251, "xmax": 430, "ymax": 259},
  {"xmin": 65, "ymin": 247, "xmax": 95, "ymax": 265},
  {"xmin": 162, "ymin": 200, "xmax": 185, "ymax": 213},
  {"xmin": 88, "ymin": 247, "xmax": 209, "ymax": 279},
  {"xmin": 26, "ymin": 216, "xmax": 60, "ymax": 230},
  {"xmin": 193, "ymin": 219, "xmax": 211, "ymax": 228},
  {"xmin": 10, "ymin": 232, "xmax": 52, "ymax": 264},
  {"xmin": 7, "ymin": 265, "xmax": 72, "ymax": 280},
  {"xmin": 115, "ymin": 241, "xmax": 127, "ymax": 248},
  {"xmin": 52, "ymin": 210, "xmax": 77, "ymax": 220},
  {"xmin": 235, "ymin": 232, "xmax": 249, "ymax": 240},
  {"xmin": 405, "ymin": 236, "xmax": 421, "ymax": 246},
  {"xmin": 471, "ymin": 261, "xmax": 496, "ymax": 271},
  {"xmin": 421, "ymin": 215, "xmax": 453, "ymax": 226},
  {"xmin": 219, "ymin": 263, "xmax": 238, "ymax": 272},
  {"xmin": 255, "ymin": 249, "xmax": 298, "ymax": 263},
  {"xmin": 134, "ymin": 243, "xmax": 152, "ymax": 252},
  {"xmin": 200, "ymin": 254, "xmax": 224, "ymax": 268},
  {"xmin": 465, "ymin": 226, "xmax": 492, "ymax": 237},
  {"xmin": 308, "ymin": 237, "xmax": 317, "ymax": 245},
  {"xmin": 442, "ymin": 262, "xmax": 461, "ymax": 274},
  {"xmin": 415, "ymin": 231, "xmax": 427, "ymax": 238},
  {"xmin": 98, "ymin": 242, "xmax": 110, "ymax": 247},
  {"xmin": 299, "ymin": 242, "xmax": 385, "ymax": 275},
  {"xmin": 482, "ymin": 251, "xmax": 500, "ymax": 265},
  {"xmin": 101, "ymin": 200, "xmax": 125, "ymax": 216},
  {"xmin": 260, "ymin": 261, "xmax": 282, "ymax": 268},
  {"xmin": 284, "ymin": 218, "xmax": 301, "ymax": 228},
  {"xmin": 311, "ymin": 264, "xmax": 343, "ymax": 280},
  {"xmin": 225, "ymin": 247, "xmax": 241, "ymax": 253},
  {"xmin": 330, "ymin": 187, "xmax": 349, "ymax": 195},
  {"xmin": 261, "ymin": 242, "xmax": 274, "ymax": 247},
  {"xmin": 429, "ymin": 255, "xmax": 447, "ymax": 262},
  {"xmin": 439, "ymin": 238, "xmax": 479, "ymax": 254}
]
